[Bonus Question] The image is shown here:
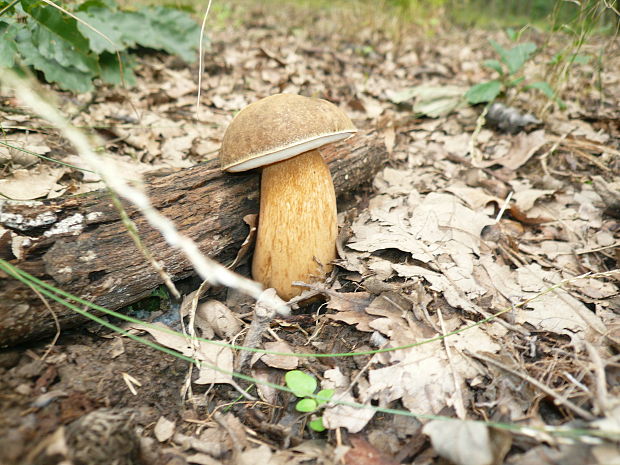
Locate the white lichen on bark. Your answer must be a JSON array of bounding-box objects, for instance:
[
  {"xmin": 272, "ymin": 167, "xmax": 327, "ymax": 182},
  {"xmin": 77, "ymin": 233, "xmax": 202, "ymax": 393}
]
[{"xmin": 43, "ymin": 213, "xmax": 84, "ymax": 237}]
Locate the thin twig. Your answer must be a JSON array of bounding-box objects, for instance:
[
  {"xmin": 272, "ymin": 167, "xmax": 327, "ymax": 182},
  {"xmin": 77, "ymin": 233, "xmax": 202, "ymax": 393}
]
[
  {"xmin": 469, "ymin": 103, "xmax": 490, "ymax": 167},
  {"xmin": 26, "ymin": 281, "xmax": 61, "ymax": 360},
  {"xmin": 585, "ymin": 342, "xmax": 610, "ymax": 415},
  {"xmin": 196, "ymin": 0, "xmax": 214, "ymax": 118},
  {"xmin": 438, "ymin": 308, "xmax": 466, "ymax": 420},
  {"xmin": 180, "ymin": 280, "xmax": 210, "ymax": 401},
  {"xmin": 494, "ymin": 191, "xmax": 513, "ymax": 224},
  {"xmin": 110, "ymin": 193, "xmax": 180, "ymax": 299}
]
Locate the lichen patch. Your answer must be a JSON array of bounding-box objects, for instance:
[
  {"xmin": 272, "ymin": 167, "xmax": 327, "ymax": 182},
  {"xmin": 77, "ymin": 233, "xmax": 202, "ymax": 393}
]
[{"xmin": 43, "ymin": 214, "xmax": 84, "ymax": 237}]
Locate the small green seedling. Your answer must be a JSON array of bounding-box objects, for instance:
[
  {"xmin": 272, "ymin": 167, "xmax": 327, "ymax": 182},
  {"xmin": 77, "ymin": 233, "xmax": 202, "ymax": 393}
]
[
  {"xmin": 465, "ymin": 28, "xmax": 559, "ymax": 106},
  {"xmin": 285, "ymin": 370, "xmax": 334, "ymax": 432}
]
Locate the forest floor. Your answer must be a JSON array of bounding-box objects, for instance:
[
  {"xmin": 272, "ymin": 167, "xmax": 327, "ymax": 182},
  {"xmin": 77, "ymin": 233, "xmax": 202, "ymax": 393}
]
[{"xmin": 1, "ymin": 3, "xmax": 619, "ymax": 465}]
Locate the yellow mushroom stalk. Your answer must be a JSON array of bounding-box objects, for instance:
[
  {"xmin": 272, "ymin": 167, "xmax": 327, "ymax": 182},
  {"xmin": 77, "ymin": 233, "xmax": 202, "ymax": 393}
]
[{"xmin": 219, "ymin": 94, "xmax": 357, "ymax": 300}]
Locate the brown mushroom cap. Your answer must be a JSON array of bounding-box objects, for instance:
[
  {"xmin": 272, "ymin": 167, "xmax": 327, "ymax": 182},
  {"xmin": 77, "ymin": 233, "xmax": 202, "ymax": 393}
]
[{"xmin": 220, "ymin": 93, "xmax": 357, "ymax": 172}]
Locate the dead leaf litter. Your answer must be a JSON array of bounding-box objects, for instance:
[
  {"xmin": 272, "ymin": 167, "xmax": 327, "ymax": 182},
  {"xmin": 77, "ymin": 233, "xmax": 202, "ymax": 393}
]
[{"xmin": 1, "ymin": 3, "xmax": 619, "ymax": 465}]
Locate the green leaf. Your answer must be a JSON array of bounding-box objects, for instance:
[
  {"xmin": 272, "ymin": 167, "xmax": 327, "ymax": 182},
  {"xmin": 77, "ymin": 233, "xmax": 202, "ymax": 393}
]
[
  {"xmin": 465, "ymin": 80, "xmax": 502, "ymax": 104},
  {"xmin": 505, "ymin": 27, "xmax": 518, "ymax": 42},
  {"xmin": 295, "ymin": 398, "xmax": 318, "ymax": 413},
  {"xmin": 20, "ymin": 0, "xmax": 90, "ymax": 54},
  {"xmin": 489, "ymin": 38, "xmax": 508, "ymax": 60},
  {"xmin": 116, "ymin": 7, "xmax": 200, "ymax": 63},
  {"xmin": 99, "ymin": 52, "xmax": 136, "ymax": 86},
  {"xmin": 76, "ymin": 8, "xmax": 125, "ymax": 53},
  {"xmin": 315, "ymin": 389, "xmax": 334, "ymax": 406},
  {"xmin": 0, "ymin": 39, "xmax": 17, "ymax": 67},
  {"xmin": 285, "ymin": 370, "xmax": 317, "ymax": 398},
  {"xmin": 506, "ymin": 76, "xmax": 525, "ymax": 87},
  {"xmin": 75, "ymin": 0, "xmax": 118, "ymax": 12},
  {"xmin": 6, "ymin": 0, "xmax": 202, "ymax": 92},
  {"xmin": 550, "ymin": 52, "xmax": 590, "ymax": 67},
  {"xmin": 503, "ymin": 42, "xmax": 537, "ymax": 74},
  {"xmin": 32, "ymin": 24, "xmax": 98, "ymax": 74},
  {"xmin": 483, "ymin": 59, "xmax": 503, "ymax": 75},
  {"xmin": 572, "ymin": 54, "xmax": 591, "ymax": 65},
  {"xmin": 388, "ymin": 87, "xmax": 418, "ymax": 104},
  {"xmin": 549, "ymin": 52, "xmax": 563, "ymax": 66},
  {"xmin": 16, "ymin": 24, "xmax": 95, "ymax": 92},
  {"xmin": 0, "ymin": 19, "xmax": 18, "ymax": 67},
  {"xmin": 489, "ymin": 38, "xmax": 536, "ymax": 75},
  {"xmin": 16, "ymin": 38, "xmax": 94, "ymax": 93},
  {"xmin": 525, "ymin": 81, "xmax": 564, "ymax": 107},
  {"xmin": 525, "ymin": 81, "xmax": 555, "ymax": 99},
  {"xmin": 308, "ymin": 417, "xmax": 326, "ymax": 432}
]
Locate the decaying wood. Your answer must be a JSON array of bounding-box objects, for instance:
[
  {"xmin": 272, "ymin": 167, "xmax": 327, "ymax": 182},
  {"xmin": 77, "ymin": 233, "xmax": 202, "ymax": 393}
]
[{"xmin": 0, "ymin": 131, "xmax": 386, "ymax": 347}]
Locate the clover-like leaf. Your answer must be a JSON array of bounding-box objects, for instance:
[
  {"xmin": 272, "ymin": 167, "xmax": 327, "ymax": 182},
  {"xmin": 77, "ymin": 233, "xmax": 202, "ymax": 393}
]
[
  {"xmin": 309, "ymin": 417, "xmax": 327, "ymax": 432},
  {"xmin": 315, "ymin": 389, "xmax": 335, "ymax": 407},
  {"xmin": 295, "ymin": 398, "xmax": 318, "ymax": 413},
  {"xmin": 285, "ymin": 370, "xmax": 317, "ymax": 398}
]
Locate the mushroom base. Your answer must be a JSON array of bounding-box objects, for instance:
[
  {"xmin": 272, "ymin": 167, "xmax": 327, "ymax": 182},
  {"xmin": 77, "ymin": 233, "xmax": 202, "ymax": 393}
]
[{"xmin": 252, "ymin": 149, "xmax": 338, "ymax": 301}]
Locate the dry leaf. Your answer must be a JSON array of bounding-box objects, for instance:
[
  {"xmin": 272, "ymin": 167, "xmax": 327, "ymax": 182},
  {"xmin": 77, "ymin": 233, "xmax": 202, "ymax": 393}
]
[
  {"xmin": 423, "ymin": 420, "xmax": 511, "ymax": 465},
  {"xmin": 383, "ymin": 127, "xmax": 395, "ymax": 154},
  {"xmin": 259, "ymin": 341, "xmax": 299, "ymax": 370},
  {"xmin": 344, "ymin": 436, "xmax": 399, "ymax": 465},
  {"xmin": 185, "ymin": 452, "xmax": 223, "ymax": 465},
  {"xmin": 326, "ymin": 292, "xmax": 375, "ymax": 331},
  {"xmin": 322, "ymin": 368, "xmax": 375, "ymax": 433},
  {"xmin": 129, "ymin": 322, "xmax": 234, "ymax": 385},
  {"xmin": 154, "ymin": 416, "xmax": 175, "ymax": 442},
  {"xmin": 160, "ymin": 134, "xmax": 194, "ymax": 167},
  {"xmin": 236, "ymin": 444, "xmax": 273, "ymax": 465},
  {"xmin": 0, "ymin": 165, "xmax": 66, "ymax": 200},
  {"xmin": 194, "ymin": 346, "xmax": 234, "ymax": 385},
  {"xmin": 508, "ymin": 204, "xmax": 553, "ymax": 224},
  {"xmin": 196, "ymin": 300, "xmax": 242, "ymax": 340},
  {"xmin": 251, "ymin": 365, "xmax": 281, "ymax": 405},
  {"xmin": 511, "ymin": 186, "xmax": 555, "ymax": 212},
  {"xmin": 446, "ymin": 181, "xmax": 501, "ymax": 210},
  {"xmin": 481, "ymin": 259, "xmax": 606, "ymax": 341}
]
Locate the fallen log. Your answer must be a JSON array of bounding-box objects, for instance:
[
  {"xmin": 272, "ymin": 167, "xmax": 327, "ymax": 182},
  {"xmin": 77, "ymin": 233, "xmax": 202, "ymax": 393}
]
[{"xmin": 0, "ymin": 131, "xmax": 385, "ymax": 347}]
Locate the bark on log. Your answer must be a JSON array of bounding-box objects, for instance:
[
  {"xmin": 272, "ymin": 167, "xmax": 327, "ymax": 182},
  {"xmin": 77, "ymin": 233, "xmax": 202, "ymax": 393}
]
[{"xmin": 0, "ymin": 131, "xmax": 385, "ymax": 347}]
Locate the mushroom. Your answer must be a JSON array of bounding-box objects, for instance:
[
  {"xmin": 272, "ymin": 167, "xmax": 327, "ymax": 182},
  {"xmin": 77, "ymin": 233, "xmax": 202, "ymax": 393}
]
[{"xmin": 220, "ymin": 94, "xmax": 357, "ymax": 300}]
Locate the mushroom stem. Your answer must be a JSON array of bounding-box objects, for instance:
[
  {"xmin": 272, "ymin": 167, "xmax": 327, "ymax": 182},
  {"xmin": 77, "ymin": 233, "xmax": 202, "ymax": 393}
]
[{"xmin": 252, "ymin": 149, "xmax": 337, "ymax": 300}]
